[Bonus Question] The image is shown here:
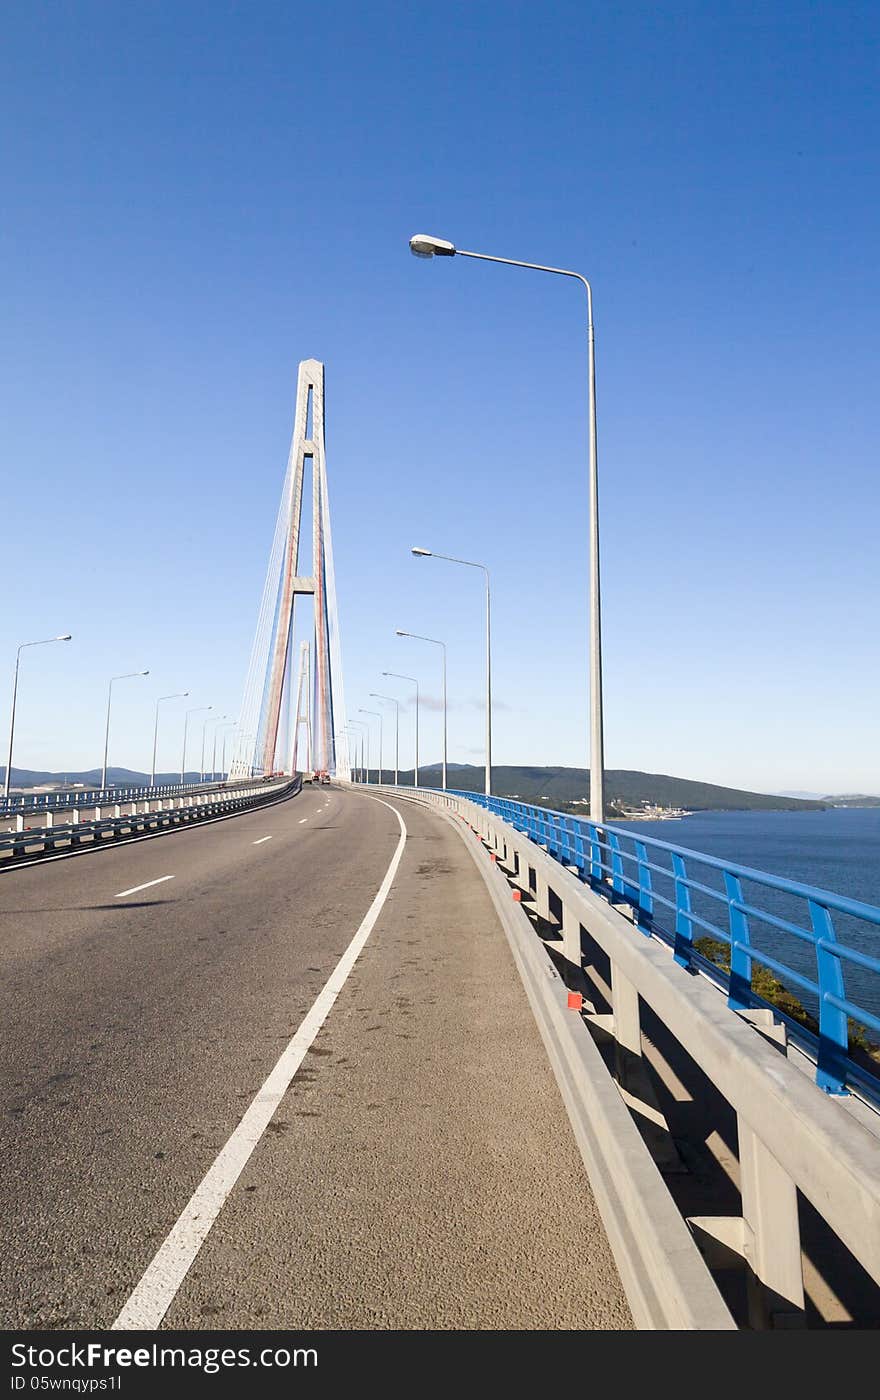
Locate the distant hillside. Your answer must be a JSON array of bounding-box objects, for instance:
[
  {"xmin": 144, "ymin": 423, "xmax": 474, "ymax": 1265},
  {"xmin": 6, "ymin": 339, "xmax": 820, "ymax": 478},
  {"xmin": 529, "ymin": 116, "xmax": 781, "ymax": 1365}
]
[
  {"xmin": 4, "ymin": 761, "xmax": 828, "ymax": 812},
  {"xmin": 390, "ymin": 764, "xmax": 826, "ymax": 813},
  {"xmin": 1, "ymin": 766, "xmax": 206, "ymax": 790}
]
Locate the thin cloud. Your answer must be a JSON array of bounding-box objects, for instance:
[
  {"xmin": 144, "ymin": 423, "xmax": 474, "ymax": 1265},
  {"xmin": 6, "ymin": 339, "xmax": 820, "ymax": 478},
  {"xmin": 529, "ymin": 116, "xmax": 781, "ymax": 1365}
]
[{"xmin": 418, "ymin": 695, "xmax": 513, "ymax": 713}]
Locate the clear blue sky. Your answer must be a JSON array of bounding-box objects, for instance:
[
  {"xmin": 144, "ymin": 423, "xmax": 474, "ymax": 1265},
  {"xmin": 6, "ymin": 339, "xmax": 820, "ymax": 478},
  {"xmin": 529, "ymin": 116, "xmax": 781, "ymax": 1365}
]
[{"xmin": 2, "ymin": 1, "xmax": 878, "ymax": 792}]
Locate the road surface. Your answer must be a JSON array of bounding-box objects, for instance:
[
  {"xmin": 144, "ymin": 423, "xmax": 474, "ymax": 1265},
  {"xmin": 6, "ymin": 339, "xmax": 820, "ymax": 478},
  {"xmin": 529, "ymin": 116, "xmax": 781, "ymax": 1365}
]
[{"xmin": 0, "ymin": 783, "xmax": 631, "ymax": 1330}]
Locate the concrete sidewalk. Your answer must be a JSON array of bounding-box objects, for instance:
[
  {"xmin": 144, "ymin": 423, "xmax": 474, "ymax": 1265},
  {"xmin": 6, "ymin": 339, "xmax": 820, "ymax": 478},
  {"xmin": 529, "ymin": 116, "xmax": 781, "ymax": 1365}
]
[{"xmin": 163, "ymin": 790, "xmax": 633, "ymax": 1329}]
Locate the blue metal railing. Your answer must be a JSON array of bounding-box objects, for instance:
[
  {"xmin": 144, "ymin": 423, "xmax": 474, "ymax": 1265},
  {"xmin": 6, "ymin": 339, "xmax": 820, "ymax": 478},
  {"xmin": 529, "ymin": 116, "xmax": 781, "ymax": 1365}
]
[{"xmin": 446, "ymin": 790, "xmax": 880, "ymax": 1097}]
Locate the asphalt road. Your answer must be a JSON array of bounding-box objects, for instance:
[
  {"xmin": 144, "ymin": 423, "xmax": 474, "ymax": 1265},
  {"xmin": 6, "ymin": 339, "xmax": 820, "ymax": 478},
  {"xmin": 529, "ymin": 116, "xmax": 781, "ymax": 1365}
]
[{"xmin": 0, "ymin": 784, "xmax": 630, "ymax": 1330}]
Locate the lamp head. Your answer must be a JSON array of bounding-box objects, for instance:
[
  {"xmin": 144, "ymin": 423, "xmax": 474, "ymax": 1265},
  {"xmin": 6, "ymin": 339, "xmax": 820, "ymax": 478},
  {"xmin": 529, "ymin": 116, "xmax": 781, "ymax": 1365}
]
[
  {"xmin": 409, "ymin": 234, "xmax": 456, "ymax": 259},
  {"xmin": 411, "ymin": 547, "xmax": 432, "ymax": 557},
  {"xmin": 57, "ymin": 634, "xmax": 73, "ymax": 641},
  {"xmin": 395, "ymin": 629, "xmax": 406, "ymax": 636}
]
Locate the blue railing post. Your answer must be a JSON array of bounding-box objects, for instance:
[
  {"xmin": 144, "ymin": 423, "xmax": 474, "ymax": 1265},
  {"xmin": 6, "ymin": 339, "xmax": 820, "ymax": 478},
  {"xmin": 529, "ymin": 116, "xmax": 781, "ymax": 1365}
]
[
  {"xmin": 809, "ymin": 900, "xmax": 850, "ymax": 1096},
  {"xmin": 671, "ymin": 852, "xmax": 694, "ymax": 969},
  {"xmin": 607, "ymin": 831, "xmax": 626, "ymax": 898},
  {"xmin": 634, "ymin": 840, "xmax": 653, "ymax": 935},
  {"xmin": 565, "ymin": 816, "xmax": 587, "ymax": 878},
  {"xmin": 547, "ymin": 812, "xmax": 564, "ymax": 861},
  {"xmin": 588, "ymin": 823, "xmax": 602, "ymax": 884},
  {"xmin": 573, "ymin": 819, "xmax": 588, "ymax": 879},
  {"xmin": 724, "ymin": 871, "xmax": 752, "ymax": 1011}
]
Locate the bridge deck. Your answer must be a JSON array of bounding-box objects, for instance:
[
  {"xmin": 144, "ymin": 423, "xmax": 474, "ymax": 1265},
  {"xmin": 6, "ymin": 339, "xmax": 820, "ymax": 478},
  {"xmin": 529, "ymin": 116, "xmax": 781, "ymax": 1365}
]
[{"xmin": 0, "ymin": 784, "xmax": 631, "ymax": 1330}]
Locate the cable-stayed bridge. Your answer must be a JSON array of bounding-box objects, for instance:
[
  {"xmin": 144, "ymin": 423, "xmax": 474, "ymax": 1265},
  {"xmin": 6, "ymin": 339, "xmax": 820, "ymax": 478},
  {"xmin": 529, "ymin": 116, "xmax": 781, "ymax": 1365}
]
[
  {"xmin": 1, "ymin": 360, "xmax": 879, "ymax": 1334},
  {"xmin": 230, "ymin": 358, "xmax": 348, "ymax": 784}
]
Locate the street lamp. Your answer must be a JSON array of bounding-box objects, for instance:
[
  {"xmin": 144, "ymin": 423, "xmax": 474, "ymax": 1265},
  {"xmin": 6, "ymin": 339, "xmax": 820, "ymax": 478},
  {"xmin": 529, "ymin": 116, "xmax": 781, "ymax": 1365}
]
[
  {"xmin": 358, "ymin": 709, "xmax": 383, "ymax": 785},
  {"xmin": 412, "ymin": 546, "xmax": 492, "ymax": 795},
  {"xmin": 228, "ymin": 727, "xmax": 248, "ymax": 778},
  {"xmin": 4, "ymin": 634, "xmax": 72, "ymax": 800},
  {"xmin": 343, "ymin": 724, "xmax": 362, "ymax": 782},
  {"xmin": 204, "ymin": 714, "xmax": 228, "ymax": 782},
  {"xmin": 216, "ymin": 721, "xmax": 236, "ymax": 781},
  {"xmin": 396, "ymin": 629, "xmax": 446, "ymax": 790},
  {"xmin": 182, "ymin": 705, "xmax": 211, "ymax": 783},
  {"xmin": 102, "ymin": 670, "xmax": 149, "ymax": 790},
  {"xmin": 348, "ymin": 718, "xmax": 369, "ymax": 783},
  {"xmin": 382, "ymin": 671, "xmax": 420, "ymax": 786},
  {"xmin": 353, "ymin": 728, "xmax": 366, "ymax": 783},
  {"xmin": 409, "ymin": 233, "xmax": 605, "ymax": 821},
  {"xmin": 151, "ymin": 691, "xmax": 188, "ymax": 788},
  {"xmin": 200, "ymin": 712, "xmax": 223, "ymax": 782},
  {"xmin": 370, "ymin": 693, "xmax": 400, "ymax": 785}
]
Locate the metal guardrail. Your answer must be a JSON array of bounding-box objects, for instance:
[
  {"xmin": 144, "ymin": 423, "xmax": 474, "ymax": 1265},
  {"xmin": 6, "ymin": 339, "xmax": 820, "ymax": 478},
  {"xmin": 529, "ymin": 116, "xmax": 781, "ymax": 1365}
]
[
  {"xmin": 0, "ymin": 776, "xmax": 253, "ymax": 818},
  {"xmin": 390, "ymin": 784, "xmax": 880, "ymax": 1328},
  {"xmin": 0, "ymin": 776, "xmax": 300, "ymax": 864},
  {"xmin": 447, "ymin": 791, "xmax": 880, "ymax": 1099}
]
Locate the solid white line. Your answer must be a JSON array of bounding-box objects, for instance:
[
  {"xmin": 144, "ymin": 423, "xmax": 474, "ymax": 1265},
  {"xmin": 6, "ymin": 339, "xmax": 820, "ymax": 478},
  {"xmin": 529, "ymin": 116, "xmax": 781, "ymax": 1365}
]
[
  {"xmin": 252, "ymin": 836, "xmax": 273, "ymax": 846},
  {"xmin": 115, "ymin": 875, "xmax": 175, "ymax": 899},
  {"xmin": 112, "ymin": 796, "xmax": 408, "ymax": 1331}
]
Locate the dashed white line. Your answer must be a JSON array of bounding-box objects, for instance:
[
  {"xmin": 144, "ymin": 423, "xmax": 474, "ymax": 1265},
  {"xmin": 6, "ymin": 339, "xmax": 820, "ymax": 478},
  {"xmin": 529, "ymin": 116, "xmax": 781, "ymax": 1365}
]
[
  {"xmin": 112, "ymin": 795, "xmax": 408, "ymax": 1331},
  {"xmin": 115, "ymin": 875, "xmax": 175, "ymax": 899},
  {"xmin": 298, "ymin": 818, "xmax": 308, "ymax": 824},
  {"xmin": 252, "ymin": 836, "xmax": 273, "ymax": 846}
]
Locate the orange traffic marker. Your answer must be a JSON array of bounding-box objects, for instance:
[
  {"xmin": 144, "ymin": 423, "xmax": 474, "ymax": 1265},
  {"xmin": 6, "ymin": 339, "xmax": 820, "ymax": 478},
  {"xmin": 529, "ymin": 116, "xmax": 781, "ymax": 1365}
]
[
  {"xmin": 512, "ymin": 889, "xmax": 522, "ymax": 902},
  {"xmin": 567, "ymin": 992, "xmax": 583, "ymax": 1011},
  {"xmin": 490, "ymin": 852, "xmax": 497, "ymax": 862}
]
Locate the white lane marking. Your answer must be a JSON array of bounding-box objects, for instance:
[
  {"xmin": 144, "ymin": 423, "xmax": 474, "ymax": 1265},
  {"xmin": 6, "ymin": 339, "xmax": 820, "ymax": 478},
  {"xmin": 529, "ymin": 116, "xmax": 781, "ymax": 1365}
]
[
  {"xmin": 252, "ymin": 836, "xmax": 273, "ymax": 846},
  {"xmin": 112, "ymin": 796, "xmax": 408, "ymax": 1331},
  {"xmin": 115, "ymin": 875, "xmax": 175, "ymax": 899},
  {"xmin": 298, "ymin": 818, "xmax": 308, "ymax": 824}
]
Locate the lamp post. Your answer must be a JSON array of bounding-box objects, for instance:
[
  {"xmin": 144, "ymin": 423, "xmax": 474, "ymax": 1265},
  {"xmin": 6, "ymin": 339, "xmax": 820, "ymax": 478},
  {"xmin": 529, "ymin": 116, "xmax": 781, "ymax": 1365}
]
[
  {"xmin": 382, "ymin": 671, "xmax": 420, "ymax": 786},
  {"xmin": 216, "ymin": 721, "xmax": 236, "ymax": 781},
  {"xmin": 4, "ymin": 634, "xmax": 72, "ymax": 800},
  {"xmin": 239, "ymin": 732, "xmax": 257, "ymax": 778},
  {"xmin": 396, "ymin": 630, "xmax": 446, "ymax": 790},
  {"xmin": 102, "ymin": 669, "xmax": 149, "ymax": 790},
  {"xmin": 206, "ymin": 714, "xmax": 228, "ymax": 782},
  {"xmin": 200, "ymin": 712, "xmax": 220, "ymax": 782},
  {"xmin": 342, "ymin": 725, "xmax": 361, "ymax": 782},
  {"xmin": 348, "ymin": 719, "xmax": 369, "ymax": 783},
  {"xmin": 151, "ymin": 692, "xmax": 188, "ymax": 788},
  {"xmin": 412, "ymin": 546, "xmax": 492, "ymax": 795},
  {"xmin": 231, "ymin": 730, "xmax": 255, "ymax": 779},
  {"xmin": 345, "ymin": 726, "xmax": 358, "ymax": 783},
  {"xmin": 358, "ymin": 709, "xmax": 383, "ymax": 785},
  {"xmin": 409, "ymin": 232, "xmax": 605, "ymax": 821},
  {"xmin": 370, "ymin": 693, "xmax": 400, "ymax": 785},
  {"xmin": 182, "ymin": 705, "xmax": 211, "ymax": 783}
]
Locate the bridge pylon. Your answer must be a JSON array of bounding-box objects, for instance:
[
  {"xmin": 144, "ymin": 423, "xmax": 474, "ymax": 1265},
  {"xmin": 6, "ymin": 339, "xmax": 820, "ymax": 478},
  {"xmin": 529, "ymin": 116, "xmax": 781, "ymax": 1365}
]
[{"xmin": 231, "ymin": 360, "xmax": 349, "ymax": 780}]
